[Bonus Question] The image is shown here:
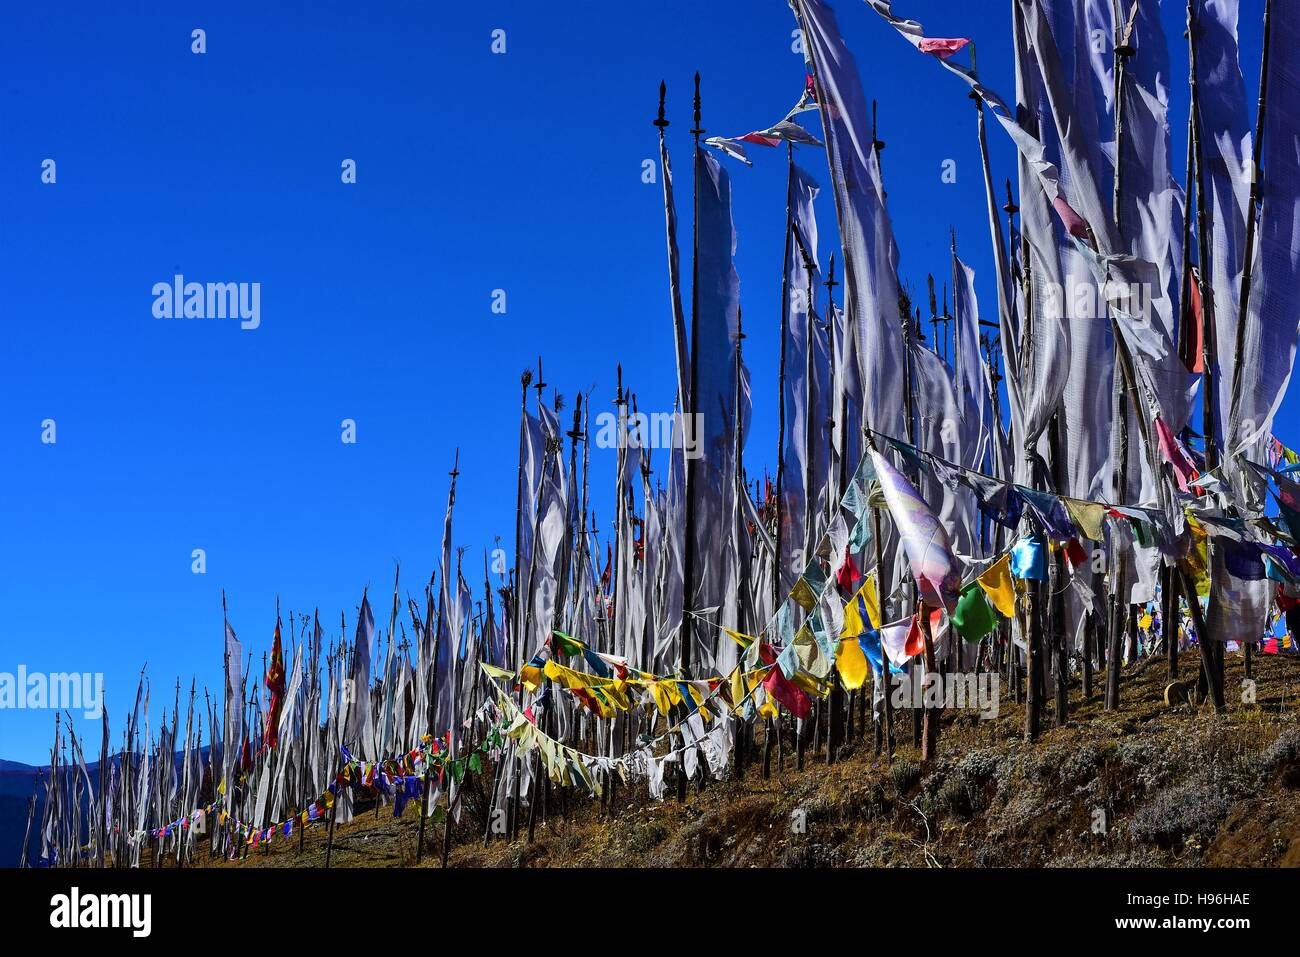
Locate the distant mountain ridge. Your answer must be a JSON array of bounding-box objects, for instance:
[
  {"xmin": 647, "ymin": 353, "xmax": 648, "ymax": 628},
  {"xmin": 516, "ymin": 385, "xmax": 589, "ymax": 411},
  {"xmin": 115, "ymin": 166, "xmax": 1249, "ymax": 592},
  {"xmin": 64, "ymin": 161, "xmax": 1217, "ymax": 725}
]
[
  {"xmin": 0, "ymin": 759, "xmax": 43, "ymax": 867},
  {"xmin": 0, "ymin": 750, "xmax": 207, "ymax": 867}
]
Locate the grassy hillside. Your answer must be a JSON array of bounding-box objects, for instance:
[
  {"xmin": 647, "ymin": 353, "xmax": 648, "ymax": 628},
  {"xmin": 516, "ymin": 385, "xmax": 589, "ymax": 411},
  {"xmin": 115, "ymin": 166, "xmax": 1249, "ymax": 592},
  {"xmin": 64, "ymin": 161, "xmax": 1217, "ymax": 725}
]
[{"xmin": 170, "ymin": 652, "xmax": 1300, "ymax": 869}]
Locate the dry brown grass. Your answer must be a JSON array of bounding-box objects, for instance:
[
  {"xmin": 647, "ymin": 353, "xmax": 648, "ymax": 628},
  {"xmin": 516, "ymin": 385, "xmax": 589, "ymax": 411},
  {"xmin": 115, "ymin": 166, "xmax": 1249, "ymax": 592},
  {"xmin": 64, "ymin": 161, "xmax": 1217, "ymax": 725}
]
[{"xmin": 169, "ymin": 651, "xmax": 1300, "ymax": 869}]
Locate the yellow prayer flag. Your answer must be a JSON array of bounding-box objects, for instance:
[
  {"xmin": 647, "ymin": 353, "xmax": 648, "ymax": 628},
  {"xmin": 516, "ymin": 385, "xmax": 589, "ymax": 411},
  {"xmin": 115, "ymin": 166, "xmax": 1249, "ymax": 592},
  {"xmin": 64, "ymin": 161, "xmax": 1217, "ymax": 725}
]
[
  {"xmin": 724, "ymin": 628, "xmax": 758, "ymax": 648},
  {"xmin": 649, "ymin": 681, "xmax": 674, "ymax": 716},
  {"xmin": 480, "ymin": 662, "xmax": 515, "ymax": 682},
  {"xmin": 1062, "ymin": 497, "xmax": 1106, "ymax": 542},
  {"xmin": 842, "ymin": 591, "xmax": 865, "ymax": 639},
  {"xmin": 790, "ymin": 576, "xmax": 818, "ymax": 612},
  {"xmin": 520, "ymin": 663, "xmax": 544, "ymax": 693},
  {"xmin": 862, "ymin": 576, "xmax": 881, "ymax": 629},
  {"xmin": 792, "ymin": 669, "xmax": 832, "ymax": 698},
  {"xmin": 1182, "ymin": 514, "xmax": 1210, "ymax": 597},
  {"xmin": 977, "ymin": 553, "xmax": 1017, "ymax": 618},
  {"xmin": 729, "ymin": 666, "xmax": 746, "ymax": 715},
  {"xmin": 835, "ymin": 637, "xmax": 869, "ymax": 691},
  {"xmin": 603, "ymin": 682, "xmax": 631, "ymax": 711},
  {"xmin": 665, "ymin": 681, "xmax": 685, "ymax": 707}
]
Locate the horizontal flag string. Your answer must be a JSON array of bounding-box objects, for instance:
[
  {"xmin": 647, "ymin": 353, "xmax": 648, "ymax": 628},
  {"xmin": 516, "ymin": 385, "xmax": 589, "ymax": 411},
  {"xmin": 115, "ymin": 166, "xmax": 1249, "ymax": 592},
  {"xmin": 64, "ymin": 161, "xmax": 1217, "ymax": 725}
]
[{"xmin": 865, "ymin": 427, "xmax": 1154, "ymax": 515}]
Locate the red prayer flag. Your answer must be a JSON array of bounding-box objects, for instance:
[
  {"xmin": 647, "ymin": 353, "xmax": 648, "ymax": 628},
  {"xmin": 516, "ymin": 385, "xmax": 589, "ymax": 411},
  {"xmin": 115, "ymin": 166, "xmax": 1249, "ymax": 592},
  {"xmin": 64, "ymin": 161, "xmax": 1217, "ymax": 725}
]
[
  {"xmin": 264, "ymin": 620, "xmax": 286, "ymax": 749},
  {"xmin": 836, "ymin": 549, "xmax": 862, "ymax": 593},
  {"xmin": 1180, "ymin": 267, "xmax": 1204, "ymax": 373},
  {"xmin": 903, "ymin": 616, "xmax": 925, "ymax": 658}
]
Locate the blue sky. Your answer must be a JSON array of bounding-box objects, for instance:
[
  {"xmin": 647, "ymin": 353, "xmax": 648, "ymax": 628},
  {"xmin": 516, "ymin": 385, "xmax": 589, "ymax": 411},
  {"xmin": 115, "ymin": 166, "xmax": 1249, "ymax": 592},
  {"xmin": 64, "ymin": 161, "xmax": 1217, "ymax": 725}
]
[{"xmin": 0, "ymin": 1, "xmax": 1273, "ymax": 763}]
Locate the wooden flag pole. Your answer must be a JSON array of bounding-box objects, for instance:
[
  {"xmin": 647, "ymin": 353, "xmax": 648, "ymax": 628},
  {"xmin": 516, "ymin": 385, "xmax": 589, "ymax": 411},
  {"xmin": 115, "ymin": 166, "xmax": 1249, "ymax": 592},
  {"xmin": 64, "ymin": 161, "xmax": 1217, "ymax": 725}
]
[
  {"xmin": 1011, "ymin": 47, "xmax": 1045, "ymax": 740},
  {"xmin": 1188, "ymin": 0, "xmax": 1226, "ymax": 710},
  {"xmin": 1048, "ymin": 414, "xmax": 1069, "ymax": 726},
  {"xmin": 825, "ymin": 257, "xmax": 847, "ymax": 761},
  {"xmin": 1104, "ymin": 0, "xmax": 1139, "ymax": 715},
  {"xmin": 792, "ymin": 227, "xmax": 817, "ymax": 773},
  {"xmin": 1232, "ymin": 0, "xmax": 1273, "ymax": 682},
  {"xmin": 324, "ymin": 792, "xmax": 337, "ymax": 868},
  {"xmin": 731, "ymin": 305, "xmax": 750, "ymax": 780},
  {"xmin": 768, "ymin": 140, "xmax": 797, "ymax": 781},
  {"xmin": 677, "ymin": 70, "xmax": 705, "ymax": 803},
  {"xmin": 1169, "ymin": 94, "xmax": 1192, "ymax": 686},
  {"xmin": 871, "ymin": 443, "xmax": 894, "ymax": 763},
  {"xmin": 920, "ymin": 607, "xmax": 940, "ymax": 761}
]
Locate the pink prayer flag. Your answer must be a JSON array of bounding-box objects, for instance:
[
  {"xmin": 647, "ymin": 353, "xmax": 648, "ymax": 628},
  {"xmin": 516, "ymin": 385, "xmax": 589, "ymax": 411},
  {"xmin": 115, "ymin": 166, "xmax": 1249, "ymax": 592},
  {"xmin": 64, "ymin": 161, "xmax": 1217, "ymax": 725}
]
[
  {"xmin": 763, "ymin": 666, "xmax": 811, "ymax": 719},
  {"xmin": 1154, "ymin": 415, "xmax": 1198, "ymax": 492},
  {"xmin": 870, "ymin": 450, "xmax": 962, "ymax": 612},
  {"xmin": 918, "ymin": 37, "xmax": 970, "ymax": 58},
  {"xmin": 1051, "ymin": 196, "xmax": 1090, "ymax": 239}
]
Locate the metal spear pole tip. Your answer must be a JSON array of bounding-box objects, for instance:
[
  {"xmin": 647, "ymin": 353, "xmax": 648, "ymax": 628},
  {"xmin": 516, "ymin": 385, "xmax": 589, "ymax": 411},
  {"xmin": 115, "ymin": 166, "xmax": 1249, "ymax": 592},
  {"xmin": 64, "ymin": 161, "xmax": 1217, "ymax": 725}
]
[{"xmin": 692, "ymin": 72, "xmax": 703, "ymax": 135}]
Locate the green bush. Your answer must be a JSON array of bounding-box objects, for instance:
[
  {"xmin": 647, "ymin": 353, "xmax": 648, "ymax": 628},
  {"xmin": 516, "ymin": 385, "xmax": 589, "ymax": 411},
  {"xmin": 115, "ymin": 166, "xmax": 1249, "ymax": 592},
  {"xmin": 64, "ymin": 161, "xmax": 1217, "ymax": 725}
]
[{"xmin": 891, "ymin": 759, "xmax": 923, "ymax": 794}]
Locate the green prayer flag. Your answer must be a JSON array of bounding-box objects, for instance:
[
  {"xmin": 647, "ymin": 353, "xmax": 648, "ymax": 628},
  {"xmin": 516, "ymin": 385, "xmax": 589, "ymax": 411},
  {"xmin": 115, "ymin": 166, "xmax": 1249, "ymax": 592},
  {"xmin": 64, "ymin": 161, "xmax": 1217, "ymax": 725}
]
[
  {"xmin": 952, "ymin": 581, "xmax": 996, "ymax": 643},
  {"xmin": 551, "ymin": 630, "xmax": 585, "ymax": 657}
]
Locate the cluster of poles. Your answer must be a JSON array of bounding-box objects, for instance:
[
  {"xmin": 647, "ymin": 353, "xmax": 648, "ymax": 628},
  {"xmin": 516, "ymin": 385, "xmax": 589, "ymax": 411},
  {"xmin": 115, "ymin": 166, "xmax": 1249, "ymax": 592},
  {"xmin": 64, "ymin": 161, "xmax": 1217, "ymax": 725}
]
[{"xmin": 22, "ymin": 0, "xmax": 1300, "ymax": 868}]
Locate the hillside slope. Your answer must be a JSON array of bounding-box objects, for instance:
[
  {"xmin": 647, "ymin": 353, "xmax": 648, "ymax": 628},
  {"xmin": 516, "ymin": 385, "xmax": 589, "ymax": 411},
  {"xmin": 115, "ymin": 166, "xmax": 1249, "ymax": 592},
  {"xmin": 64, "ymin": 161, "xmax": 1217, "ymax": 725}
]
[{"xmin": 180, "ymin": 652, "xmax": 1300, "ymax": 870}]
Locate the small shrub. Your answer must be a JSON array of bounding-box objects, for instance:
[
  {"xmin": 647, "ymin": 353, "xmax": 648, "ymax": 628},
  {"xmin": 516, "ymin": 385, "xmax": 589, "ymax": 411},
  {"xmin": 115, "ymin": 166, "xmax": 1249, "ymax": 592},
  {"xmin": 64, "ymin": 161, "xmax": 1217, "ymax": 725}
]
[
  {"xmin": 1058, "ymin": 744, "xmax": 1101, "ymax": 786},
  {"xmin": 955, "ymin": 748, "xmax": 1000, "ymax": 786},
  {"xmin": 849, "ymin": 781, "xmax": 888, "ymax": 820},
  {"xmin": 891, "ymin": 760, "xmax": 923, "ymax": 794},
  {"xmin": 1116, "ymin": 737, "xmax": 1174, "ymax": 792},
  {"xmin": 937, "ymin": 776, "xmax": 976, "ymax": 818},
  {"xmin": 1129, "ymin": 780, "xmax": 1232, "ymax": 847},
  {"xmin": 626, "ymin": 821, "xmax": 668, "ymax": 853},
  {"xmin": 1261, "ymin": 727, "xmax": 1300, "ymax": 785}
]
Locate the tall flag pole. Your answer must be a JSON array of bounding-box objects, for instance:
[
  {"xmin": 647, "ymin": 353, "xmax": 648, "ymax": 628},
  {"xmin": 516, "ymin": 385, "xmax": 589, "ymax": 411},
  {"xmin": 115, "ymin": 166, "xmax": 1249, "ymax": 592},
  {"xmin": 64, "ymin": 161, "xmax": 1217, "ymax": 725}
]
[
  {"xmin": 1188, "ymin": 0, "xmax": 1227, "ymax": 709},
  {"xmin": 1225, "ymin": 0, "xmax": 1279, "ymax": 683},
  {"xmin": 774, "ymin": 141, "xmax": 794, "ymax": 615},
  {"xmin": 678, "ymin": 70, "xmax": 704, "ymax": 802}
]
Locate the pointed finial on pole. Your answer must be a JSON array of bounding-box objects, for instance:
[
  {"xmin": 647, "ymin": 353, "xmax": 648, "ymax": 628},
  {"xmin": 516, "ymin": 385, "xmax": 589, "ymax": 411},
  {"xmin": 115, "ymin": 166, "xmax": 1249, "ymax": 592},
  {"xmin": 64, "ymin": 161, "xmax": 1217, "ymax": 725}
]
[
  {"xmin": 823, "ymin": 254, "xmax": 838, "ymax": 312},
  {"xmin": 1003, "ymin": 178, "xmax": 1019, "ymax": 215},
  {"xmin": 692, "ymin": 72, "xmax": 704, "ymax": 139},
  {"xmin": 655, "ymin": 80, "xmax": 669, "ymax": 129},
  {"xmin": 567, "ymin": 392, "xmax": 584, "ymax": 442}
]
